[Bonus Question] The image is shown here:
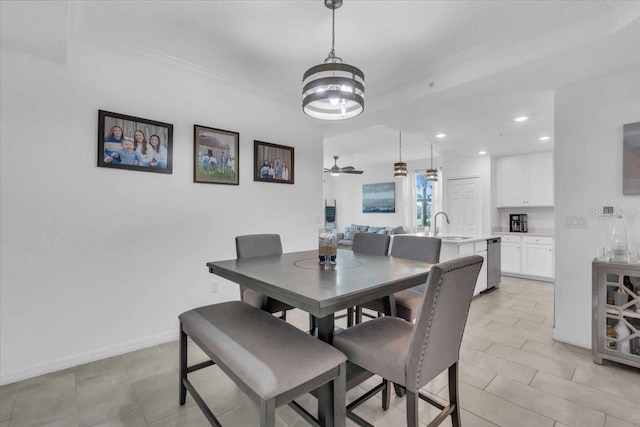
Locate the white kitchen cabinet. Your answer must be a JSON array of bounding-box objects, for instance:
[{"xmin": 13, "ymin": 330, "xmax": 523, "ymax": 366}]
[
  {"xmin": 498, "ymin": 234, "xmax": 553, "ymax": 280},
  {"xmin": 496, "ymin": 156, "xmax": 526, "ymax": 207},
  {"xmin": 501, "ymin": 242, "xmax": 521, "ymax": 274},
  {"xmin": 521, "ymin": 236, "xmax": 554, "ymax": 278},
  {"xmin": 473, "ymin": 241, "xmax": 488, "ymax": 295},
  {"xmin": 526, "ymin": 153, "xmax": 554, "ymax": 206},
  {"xmin": 440, "ymin": 240, "xmax": 488, "ymax": 296},
  {"xmin": 496, "ymin": 152, "xmax": 554, "ymax": 207}
]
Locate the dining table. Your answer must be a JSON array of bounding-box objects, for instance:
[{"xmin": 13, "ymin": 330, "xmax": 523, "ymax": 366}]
[{"xmin": 207, "ymin": 248, "xmax": 433, "ymax": 426}]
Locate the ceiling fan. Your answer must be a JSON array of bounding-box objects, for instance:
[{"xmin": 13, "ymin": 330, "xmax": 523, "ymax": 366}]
[{"xmin": 324, "ymin": 156, "xmax": 364, "ymax": 176}]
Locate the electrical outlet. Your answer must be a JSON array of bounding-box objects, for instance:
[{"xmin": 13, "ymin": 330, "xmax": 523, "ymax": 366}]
[{"xmin": 210, "ymin": 282, "xmax": 219, "ymax": 293}]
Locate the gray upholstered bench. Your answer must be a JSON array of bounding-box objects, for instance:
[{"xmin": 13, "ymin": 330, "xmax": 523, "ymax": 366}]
[{"xmin": 179, "ymin": 301, "xmax": 347, "ymax": 427}]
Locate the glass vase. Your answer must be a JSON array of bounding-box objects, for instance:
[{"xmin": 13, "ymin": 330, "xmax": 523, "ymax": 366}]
[
  {"xmin": 318, "ymin": 229, "xmax": 337, "ymax": 265},
  {"xmin": 611, "ymin": 214, "xmax": 628, "ymax": 263}
]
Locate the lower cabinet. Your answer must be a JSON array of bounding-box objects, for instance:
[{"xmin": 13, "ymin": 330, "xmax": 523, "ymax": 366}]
[
  {"xmin": 499, "ymin": 235, "xmax": 554, "ymax": 280},
  {"xmin": 501, "ymin": 241, "xmax": 521, "ymax": 274},
  {"xmin": 454, "ymin": 241, "xmax": 488, "ymax": 296}
]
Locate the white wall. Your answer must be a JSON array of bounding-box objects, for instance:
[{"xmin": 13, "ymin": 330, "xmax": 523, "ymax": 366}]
[
  {"xmin": 323, "ymin": 155, "xmax": 447, "ymax": 233},
  {"xmin": 0, "ymin": 28, "xmax": 323, "ymax": 383},
  {"xmin": 323, "ymin": 158, "xmax": 407, "ymax": 231},
  {"xmin": 554, "ymin": 65, "xmax": 640, "ymax": 348}
]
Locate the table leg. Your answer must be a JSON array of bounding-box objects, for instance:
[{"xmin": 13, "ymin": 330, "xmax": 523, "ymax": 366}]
[
  {"xmin": 382, "ymin": 294, "xmax": 397, "ymax": 317},
  {"xmin": 316, "ymin": 314, "xmax": 336, "ymax": 426}
]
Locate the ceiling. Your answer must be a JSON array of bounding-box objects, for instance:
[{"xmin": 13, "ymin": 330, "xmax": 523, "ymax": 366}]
[{"xmin": 19, "ymin": 1, "xmax": 640, "ymax": 167}]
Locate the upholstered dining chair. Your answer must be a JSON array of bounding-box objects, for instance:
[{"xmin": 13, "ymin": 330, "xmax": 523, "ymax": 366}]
[
  {"xmin": 351, "ymin": 232, "xmax": 391, "ymax": 255},
  {"xmin": 355, "ymin": 236, "xmax": 441, "ymax": 323},
  {"xmin": 235, "ymin": 234, "xmax": 295, "ymax": 320},
  {"xmin": 333, "ymin": 255, "xmax": 483, "ymax": 427}
]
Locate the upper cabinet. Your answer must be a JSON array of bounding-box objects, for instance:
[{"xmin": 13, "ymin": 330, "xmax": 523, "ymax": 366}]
[{"xmin": 496, "ymin": 152, "xmax": 554, "ymax": 207}]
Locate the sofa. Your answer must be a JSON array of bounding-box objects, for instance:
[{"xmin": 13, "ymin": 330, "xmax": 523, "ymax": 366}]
[{"xmin": 337, "ymin": 224, "xmax": 406, "ymax": 248}]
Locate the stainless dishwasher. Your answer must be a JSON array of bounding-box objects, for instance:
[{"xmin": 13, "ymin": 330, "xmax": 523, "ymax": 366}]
[{"xmin": 487, "ymin": 237, "xmax": 501, "ymax": 289}]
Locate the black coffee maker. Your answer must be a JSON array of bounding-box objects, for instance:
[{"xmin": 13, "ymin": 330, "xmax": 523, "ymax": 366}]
[{"xmin": 510, "ymin": 214, "xmax": 528, "ymax": 232}]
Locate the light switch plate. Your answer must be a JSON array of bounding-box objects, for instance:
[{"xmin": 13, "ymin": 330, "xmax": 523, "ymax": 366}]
[{"xmin": 564, "ymin": 215, "xmax": 588, "ymax": 229}]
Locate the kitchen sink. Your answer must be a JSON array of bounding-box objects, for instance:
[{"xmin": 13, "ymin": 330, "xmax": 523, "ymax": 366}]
[{"xmin": 439, "ymin": 236, "xmax": 473, "ymax": 241}]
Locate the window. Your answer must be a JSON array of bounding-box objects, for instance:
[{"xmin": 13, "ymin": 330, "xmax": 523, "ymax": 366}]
[{"xmin": 416, "ymin": 174, "xmax": 433, "ymax": 228}]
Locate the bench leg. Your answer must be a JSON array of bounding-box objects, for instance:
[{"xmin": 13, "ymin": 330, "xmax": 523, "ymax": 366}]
[
  {"xmin": 179, "ymin": 322, "xmax": 187, "ymax": 406},
  {"xmin": 260, "ymin": 398, "xmax": 276, "ymax": 427}
]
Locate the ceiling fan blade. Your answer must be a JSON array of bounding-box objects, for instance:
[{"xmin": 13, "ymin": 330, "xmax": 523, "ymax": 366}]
[{"xmin": 326, "ymin": 155, "xmax": 364, "ymax": 175}]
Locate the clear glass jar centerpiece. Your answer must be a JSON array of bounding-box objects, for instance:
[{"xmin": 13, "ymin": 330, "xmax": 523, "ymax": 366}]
[{"xmin": 318, "ymin": 228, "xmax": 337, "ymax": 264}]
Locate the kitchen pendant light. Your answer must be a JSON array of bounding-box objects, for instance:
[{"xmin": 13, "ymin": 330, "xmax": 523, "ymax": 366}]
[
  {"xmin": 302, "ymin": 0, "xmax": 365, "ymax": 120},
  {"xmin": 394, "ymin": 132, "xmax": 407, "ymax": 178},
  {"xmin": 426, "ymin": 144, "xmax": 438, "ymax": 181}
]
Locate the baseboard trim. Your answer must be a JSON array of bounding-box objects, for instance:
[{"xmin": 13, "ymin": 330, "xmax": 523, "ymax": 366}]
[
  {"xmin": 501, "ymin": 272, "xmax": 555, "ymax": 283},
  {"xmin": 0, "ymin": 329, "xmax": 178, "ymax": 386}
]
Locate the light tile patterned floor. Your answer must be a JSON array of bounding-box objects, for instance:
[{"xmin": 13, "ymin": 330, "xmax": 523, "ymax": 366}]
[{"xmin": 2, "ymin": 276, "xmax": 639, "ymax": 427}]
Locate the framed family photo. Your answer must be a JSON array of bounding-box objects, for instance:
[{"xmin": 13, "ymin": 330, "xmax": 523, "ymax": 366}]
[
  {"xmin": 194, "ymin": 125, "xmax": 239, "ymax": 185},
  {"xmin": 98, "ymin": 110, "xmax": 173, "ymax": 174},
  {"xmin": 253, "ymin": 140, "xmax": 294, "ymax": 184}
]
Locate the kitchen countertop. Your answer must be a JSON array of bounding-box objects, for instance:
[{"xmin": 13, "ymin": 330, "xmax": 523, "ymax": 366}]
[
  {"xmin": 493, "ymin": 231, "xmax": 554, "ymax": 237},
  {"xmin": 403, "ymin": 233, "xmax": 499, "ymax": 244}
]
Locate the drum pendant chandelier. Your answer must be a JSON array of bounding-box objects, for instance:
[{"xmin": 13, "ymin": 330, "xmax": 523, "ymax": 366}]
[
  {"xmin": 394, "ymin": 132, "xmax": 407, "ymax": 178},
  {"xmin": 426, "ymin": 144, "xmax": 438, "ymax": 182},
  {"xmin": 302, "ymin": 0, "xmax": 365, "ymax": 120}
]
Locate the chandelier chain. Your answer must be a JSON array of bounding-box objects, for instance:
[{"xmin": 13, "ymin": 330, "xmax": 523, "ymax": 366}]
[{"xmin": 328, "ymin": 5, "xmax": 336, "ymax": 59}]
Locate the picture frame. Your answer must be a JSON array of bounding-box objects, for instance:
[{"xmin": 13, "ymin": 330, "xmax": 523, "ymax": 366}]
[
  {"xmin": 98, "ymin": 110, "xmax": 173, "ymax": 174},
  {"xmin": 362, "ymin": 182, "xmax": 396, "ymax": 213},
  {"xmin": 194, "ymin": 125, "xmax": 239, "ymax": 185},
  {"xmin": 253, "ymin": 140, "xmax": 294, "ymax": 184}
]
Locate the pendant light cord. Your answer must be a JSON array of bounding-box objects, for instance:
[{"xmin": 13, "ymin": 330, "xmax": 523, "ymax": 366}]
[
  {"xmin": 325, "ymin": 2, "xmax": 342, "ymax": 63},
  {"xmin": 399, "ymin": 132, "xmax": 403, "ymax": 162},
  {"xmin": 430, "ymin": 144, "xmax": 433, "ymax": 168}
]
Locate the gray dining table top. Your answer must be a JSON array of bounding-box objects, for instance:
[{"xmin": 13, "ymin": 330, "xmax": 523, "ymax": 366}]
[{"xmin": 207, "ymin": 249, "xmax": 433, "ymax": 318}]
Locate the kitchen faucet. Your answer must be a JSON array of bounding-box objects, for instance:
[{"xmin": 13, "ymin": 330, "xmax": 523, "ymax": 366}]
[{"xmin": 433, "ymin": 211, "xmax": 450, "ymax": 237}]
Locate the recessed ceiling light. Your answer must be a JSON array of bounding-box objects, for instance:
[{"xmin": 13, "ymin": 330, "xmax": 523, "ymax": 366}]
[
  {"xmin": 478, "ymin": 151, "xmax": 487, "ymax": 155},
  {"xmin": 539, "ymin": 136, "xmax": 551, "ymax": 141},
  {"xmin": 514, "ymin": 116, "xmax": 529, "ymax": 122},
  {"xmin": 435, "ymin": 133, "xmax": 446, "ymax": 138}
]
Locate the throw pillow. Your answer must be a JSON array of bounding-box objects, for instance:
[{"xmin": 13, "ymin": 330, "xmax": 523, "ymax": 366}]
[
  {"xmin": 377, "ymin": 228, "xmax": 389, "ymax": 235},
  {"xmin": 368, "ymin": 226, "xmax": 383, "ymax": 233},
  {"xmin": 390, "ymin": 226, "xmax": 405, "ymax": 235},
  {"xmin": 344, "ymin": 230, "xmax": 355, "ymax": 240},
  {"xmin": 344, "ymin": 225, "xmax": 358, "ymax": 234}
]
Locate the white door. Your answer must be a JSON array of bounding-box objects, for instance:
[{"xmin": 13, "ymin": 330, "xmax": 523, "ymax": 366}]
[
  {"xmin": 447, "ymin": 178, "xmax": 480, "ymax": 236},
  {"xmin": 463, "ymin": 180, "xmax": 480, "ymax": 235},
  {"xmin": 447, "ymin": 181, "xmax": 464, "ymax": 235}
]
